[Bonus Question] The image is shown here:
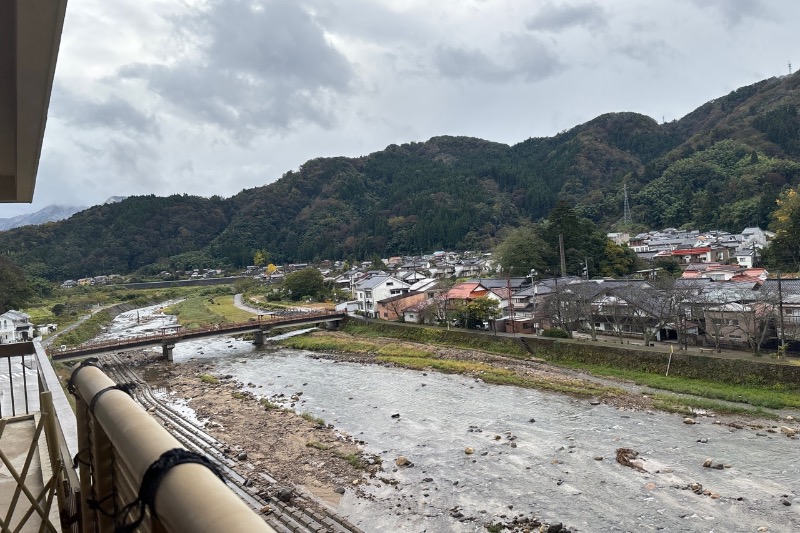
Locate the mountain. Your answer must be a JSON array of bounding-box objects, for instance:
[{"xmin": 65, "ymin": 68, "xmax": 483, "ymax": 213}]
[
  {"xmin": 0, "ymin": 197, "xmax": 126, "ymax": 232},
  {"xmin": 0, "ymin": 205, "xmax": 87, "ymax": 231},
  {"xmin": 2, "ymin": 72, "xmax": 800, "ymax": 280}
]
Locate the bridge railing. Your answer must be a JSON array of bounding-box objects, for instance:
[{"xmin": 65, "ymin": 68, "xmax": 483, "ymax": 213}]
[
  {"xmin": 69, "ymin": 362, "xmax": 274, "ymax": 532},
  {"xmin": 48, "ymin": 307, "xmax": 342, "ymax": 358}
]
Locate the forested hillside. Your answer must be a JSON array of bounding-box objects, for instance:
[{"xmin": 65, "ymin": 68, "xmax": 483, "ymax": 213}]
[{"xmin": 3, "ymin": 72, "xmax": 800, "ymax": 279}]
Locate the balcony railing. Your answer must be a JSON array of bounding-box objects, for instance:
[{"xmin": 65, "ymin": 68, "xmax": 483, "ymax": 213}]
[
  {"xmin": 1, "ymin": 341, "xmax": 275, "ymax": 532},
  {"xmin": 1, "ymin": 341, "xmax": 79, "ymax": 532}
]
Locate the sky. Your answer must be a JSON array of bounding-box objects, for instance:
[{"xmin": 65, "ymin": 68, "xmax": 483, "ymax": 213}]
[{"xmin": 4, "ymin": 0, "xmax": 799, "ymax": 217}]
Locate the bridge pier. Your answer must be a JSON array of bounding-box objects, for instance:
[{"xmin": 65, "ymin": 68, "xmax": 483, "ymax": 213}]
[
  {"xmin": 321, "ymin": 319, "xmax": 341, "ymax": 331},
  {"xmin": 162, "ymin": 343, "xmax": 175, "ymax": 362},
  {"xmin": 253, "ymin": 330, "xmax": 264, "ymax": 346}
]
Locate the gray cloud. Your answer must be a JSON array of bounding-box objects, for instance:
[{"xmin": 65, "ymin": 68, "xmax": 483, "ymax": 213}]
[
  {"xmin": 51, "ymin": 84, "xmax": 159, "ymax": 137},
  {"xmin": 118, "ymin": 0, "xmax": 354, "ymax": 140},
  {"xmin": 525, "ymin": 2, "xmax": 607, "ymax": 32},
  {"xmin": 433, "ymin": 35, "xmax": 562, "ymax": 83},
  {"xmin": 615, "ymin": 39, "xmax": 675, "ymax": 65},
  {"xmin": 433, "ymin": 46, "xmax": 510, "ymax": 82},
  {"xmin": 690, "ymin": 0, "xmax": 774, "ymax": 27}
]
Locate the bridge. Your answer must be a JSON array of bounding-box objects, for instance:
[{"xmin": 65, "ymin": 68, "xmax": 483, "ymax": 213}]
[{"xmin": 48, "ymin": 309, "xmax": 347, "ymax": 362}]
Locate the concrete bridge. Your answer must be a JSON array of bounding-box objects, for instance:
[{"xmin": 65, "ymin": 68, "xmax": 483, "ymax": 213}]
[{"xmin": 48, "ymin": 309, "xmax": 347, "ymax": 362}]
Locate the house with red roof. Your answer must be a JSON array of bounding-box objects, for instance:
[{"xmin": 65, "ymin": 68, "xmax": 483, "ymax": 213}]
[{"xmin": 445, "ymin": 282, "xmax": 489, "ymax": 301}]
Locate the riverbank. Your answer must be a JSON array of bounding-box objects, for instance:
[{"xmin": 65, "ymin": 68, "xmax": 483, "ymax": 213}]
[{"xmin": 119, "ymin": 348, "xmax": 379, "ymax": 511}]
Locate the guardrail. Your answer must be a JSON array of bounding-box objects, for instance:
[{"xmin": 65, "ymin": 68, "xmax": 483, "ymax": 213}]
[
  {"xmin": 48, "ymin": 308, "xmax": 341, "ymax": 359},
  {"xmin": 69, "ymin": 363, "xmax": 274, "ymax": 532}
]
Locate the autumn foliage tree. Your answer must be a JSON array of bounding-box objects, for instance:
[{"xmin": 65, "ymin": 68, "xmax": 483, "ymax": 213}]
[{"xmin": 765, "ymin": 187, "xmax": 800, "ymax": 271}]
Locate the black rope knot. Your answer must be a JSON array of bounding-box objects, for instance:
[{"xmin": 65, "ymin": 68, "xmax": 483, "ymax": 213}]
[
  {"xmin": 66, "ymin": 357, "xmax": 100, "ymax": 394},
  {"xmin": 116, "ymin": 448, "xmax": 226, "ymax": 533},
  {"xmin": 88, "ymin": 383, "xmax": 138, "ymax": 414}
]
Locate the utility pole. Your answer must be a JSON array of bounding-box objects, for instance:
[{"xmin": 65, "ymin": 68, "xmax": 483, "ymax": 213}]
[
  {"xmin": 778, "ymin": 271, "xmax": 786, "ymax": 353},
  {"xmin": 559, "ymin": 234, "xmax": 567, "ymax": 278},
  {"xmin": 506, "ymin": 272, "xmax": 515, "ymax": 337}
]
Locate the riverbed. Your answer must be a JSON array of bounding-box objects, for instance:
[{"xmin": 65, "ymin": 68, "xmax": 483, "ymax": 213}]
[{"xmin": 106, "ymin": 305, "xmax": 800, "ymax": 532}]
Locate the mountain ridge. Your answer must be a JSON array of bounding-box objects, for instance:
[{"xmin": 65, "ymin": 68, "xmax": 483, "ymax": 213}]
[{"xmin": 2, "ymin": 73, "xmax": 800, "ymax": 280}]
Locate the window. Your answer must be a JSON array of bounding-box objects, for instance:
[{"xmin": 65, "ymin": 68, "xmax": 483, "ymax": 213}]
[
  {"xmin": 727, "ymin": 319, "xmax": 739, "ymax": 326},
  {"xmin": 386, "ymin": 282, "xmax": 393, "ymax": 286},
  {"xmin": 384, "ymin": 312, "xmax": 388, "ymax": 318}
]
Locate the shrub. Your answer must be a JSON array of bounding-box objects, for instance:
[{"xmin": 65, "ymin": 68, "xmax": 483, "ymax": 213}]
[{"xmin": 542, "ymin": 328, "xmax": 570, "ymax": 338}]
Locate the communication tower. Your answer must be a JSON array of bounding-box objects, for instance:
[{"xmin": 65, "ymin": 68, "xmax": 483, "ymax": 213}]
[{"xmin": 623, "ymin": 183, "xmax": 631, "ymax": 227}]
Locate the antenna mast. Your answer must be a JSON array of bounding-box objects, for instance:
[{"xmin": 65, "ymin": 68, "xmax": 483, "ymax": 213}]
[{"xmin": 623, "ymin": 182, "xmax": 631, "ymax": 227}]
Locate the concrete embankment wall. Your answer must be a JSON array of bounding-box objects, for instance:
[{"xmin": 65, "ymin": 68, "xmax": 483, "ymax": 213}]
[
  {"xmin": 109, "ymin": 276, "xmax": 246, "ymax": 291},
  {"xmin": 344, "ymin": 319, "xmax": 800, "ymax": 388},
  {"xmin": 532, "ymin": 339, "xmax": 800, "ymax": 388},
  {"xmin": 102, "ymin": 302, "xmax": 146, "ymax": 319}
]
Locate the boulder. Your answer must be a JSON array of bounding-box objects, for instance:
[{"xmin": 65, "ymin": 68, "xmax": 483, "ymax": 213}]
[
  {"xmin": 683, "ymin": 417, "xmax": 696, "ymax": 425},
  {"xmin": 395, "ymin": 456, "xmax": 410, "ymax": 466},
  {"xmin": 780, "ymin": 426, "xmax": 797, "ymax": 437},
  {"xmin": 464, "ymin": 447, "xmax": 474, "ymax": 455}
]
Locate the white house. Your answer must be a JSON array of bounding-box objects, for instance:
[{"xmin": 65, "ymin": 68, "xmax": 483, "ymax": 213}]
[
  {"xmin": 354, "ymin": 275, "xmax": 411, "ymax": 317},
  {"xmin": 0, "ymin": 310, "xmax": 34, "ymax": 343}
]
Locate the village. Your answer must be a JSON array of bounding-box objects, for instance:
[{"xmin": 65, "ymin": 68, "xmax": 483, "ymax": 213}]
[
  {"xmin": 325, "ymin": 225, "xmax": 794, "ymax": 355},
  {"xmin": 39, "ymin": 225, "xmax": 797, "ymax": 356}
]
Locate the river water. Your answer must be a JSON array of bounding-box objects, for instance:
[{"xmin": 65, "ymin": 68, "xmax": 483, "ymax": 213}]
[{"xmin": 107, "ymin": 305, "xmax": 800, "ymax": 532}]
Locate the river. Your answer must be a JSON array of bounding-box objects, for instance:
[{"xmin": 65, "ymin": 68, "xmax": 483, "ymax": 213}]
[{"xmin": 106, "ymin": 304, "xmax": 800, "ymax": 532}]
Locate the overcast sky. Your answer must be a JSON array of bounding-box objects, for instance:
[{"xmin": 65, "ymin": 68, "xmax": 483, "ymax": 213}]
[{"xmin": 4, "ymin": 0, "xmax": 799, "ymax": 217}]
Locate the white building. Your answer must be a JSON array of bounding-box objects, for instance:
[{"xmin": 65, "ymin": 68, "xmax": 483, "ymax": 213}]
[
  {"xmin": 354, "ymin": 275, "xmax": 411, "ymax": 317},
  {"xmin": 0, "ymin": 310, "xmax": 34, "ymax": 343}
]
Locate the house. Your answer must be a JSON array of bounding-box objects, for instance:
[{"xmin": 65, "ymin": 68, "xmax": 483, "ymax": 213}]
[
  {"xmin": 487, "ymin": 287, "xmax": 512, "ymax": 316},
  {"xmin": 445, "ymin": 282, "xmax": 490, "ymax": 302},
  {"xmin": 61, "ymin": 279, "xmax": 77, "ymax": 288},
  {"xmin": 0, "ymin": 310, "xmax": 34, "ymax": 343},
  {"xmin": 376, "ymin": 292, "xmax": 426, "ymax": 321},
  {"xmin": 354, "ymin": 275, "xmax": 412, "ymax": 317}
]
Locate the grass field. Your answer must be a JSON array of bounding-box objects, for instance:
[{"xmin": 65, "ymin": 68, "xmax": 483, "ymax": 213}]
[{"xmin": 163, "ymin": 295, "xmax": 256, "ymax": 329}]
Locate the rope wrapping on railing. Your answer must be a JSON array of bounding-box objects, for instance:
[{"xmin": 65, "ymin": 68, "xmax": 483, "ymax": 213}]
[
  {"xmin": 88, "ymin": 383, "xmax": 137, "ymax": 414},
  {"xmin": 66, "ymin": 357, "xmax": 100, "ymax": 394},
  {"xmin": 116, "ymin": 448, "xmax": 226, "ymax": 533}
]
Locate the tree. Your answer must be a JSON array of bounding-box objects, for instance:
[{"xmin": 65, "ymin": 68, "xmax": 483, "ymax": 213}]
[
  {"xmin": 766, "ymin": 187, "xmax": 800, "ymax": 271},
  {"xmin": 598, "ymin": 241, "xmax": 640, "ymax": 277},
  {"xmin": 0, "ymin": 256, "xmax": 30, "ymax": 313},
  {"xmin": 253, "ymin": 250, "xmax": 268, "ymax": 267},
  {"xmin": 493, "ymin": 226, "xmax": 551, "ymax": 276},
  {"xmin": 555, "ymin": 281, "xmax": 600, "ymax": 340},
  {"xmin": 282, "ymin": 268, "xmax": 325, "ymax": 301},
  {"xmin": 451, "ymin": 297, "xmax": 500, "ymax": 329},
  {"xmin": 233, "ymin": 277, "xmax": 260, "ymax": 295},
  {"xmin": 729, "ymin": 284, "xmax": 779, "ymax": 355}
]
